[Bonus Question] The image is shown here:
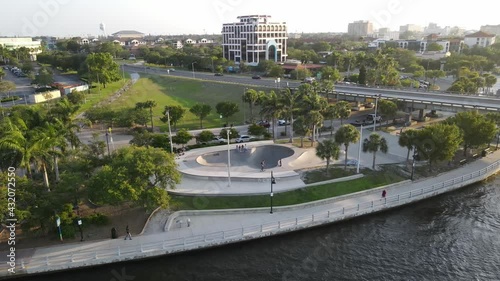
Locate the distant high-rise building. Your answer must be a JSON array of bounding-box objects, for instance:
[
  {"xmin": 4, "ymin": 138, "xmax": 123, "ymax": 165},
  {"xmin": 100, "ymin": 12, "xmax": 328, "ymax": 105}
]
[
  {"xmin": 222, "ymin": 15, "xmax": 288, "ymax": 66},
  {"xmin": 347, "ymin": 20, "xmax": 373, "ymax": 37},
  {"xmin": 399, "ymin": 24, "xmax": 423, "ymax": 33},
  {"xmin": 424, "ymin": 23, "xmax": 450, "ymax": 36},
  {"xmin": 480, "ymin": 24, "xmax": 500, "ymax": 36},
  {"xmin": 375, "ymin": 28, "xmax": 399, "ymax": 40}
]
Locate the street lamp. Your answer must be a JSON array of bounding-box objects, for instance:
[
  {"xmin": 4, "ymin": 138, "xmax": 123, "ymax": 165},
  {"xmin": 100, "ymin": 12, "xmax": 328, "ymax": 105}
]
[
  {"xmin": 410, "ymin": 147, "xmax": 418, "ymax": 181},
  {"xmin": 357, "ymin": 124, "xmax": 363, "ymax": 174},
  {"xmin": 227, "ymin": 129, "xmax": 231, "ymax": 187},
  {"xmin": 192, "ymin": 62, "xmax": 197, "ymax": 78},
  {"xmin": 242, "ymin": 88, "xmax": 247, "ymax": 124},
  {"xmin": 105, "ymin": 127, "xmax": 111, "ymax": 156},
  {"xmin": 373, "ymin": 94, "xmax": 381, "ymax": 132},
  {"xmin": 74, "ymin": 203, "xmax": 84, "ymax": 241},
  {"xmin": 270, "ymin": 171, "xmax": 276, "ymax": 214},
  {"xmin": 165, "ymin": 110, "xmax": 174, "ymax": 154},
  {"xmin": 496, "ymin": 131, "xmax": 500, "ymax": 149}
]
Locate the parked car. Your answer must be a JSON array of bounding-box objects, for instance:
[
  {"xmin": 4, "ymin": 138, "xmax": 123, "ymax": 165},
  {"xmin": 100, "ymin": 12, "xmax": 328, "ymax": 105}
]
[
  {"xmin": 346, "ymin": 159, "xmax": 358, "ymax": 166},
  {"xmin": 257, "ymin": 120, "xmax": 270, "ymax": 128},
  {"xmin": 252, "ymin": 75, "xmax": 261, "ymax": 79},
  {"xmin": 277, "ymin": 119, "xmax": 289, "ymax": 126},
  {"xmin": 235, "ymin": 135, "xmax": 251, "ymax": 143},
  {"xmin": 214, "ymin": 73, "xmax": 224, "ymax": 76},
  {"xmin": 207, "ymin": 137, "xmax": 226, "ymax": 145}
]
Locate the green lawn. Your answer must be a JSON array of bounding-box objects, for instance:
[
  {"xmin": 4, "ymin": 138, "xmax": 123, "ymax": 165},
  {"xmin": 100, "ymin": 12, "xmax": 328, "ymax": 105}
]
[
  {"xmin": 170, "ymin": 169, "xmax": 405, "ymax": 210},
  {"xmin": 75, "ymin": 79, "xmax": 129, "ymax": 116},
  {"xmin": 111, "ymin": 74, "xmax": 268, "ymax": 131}
]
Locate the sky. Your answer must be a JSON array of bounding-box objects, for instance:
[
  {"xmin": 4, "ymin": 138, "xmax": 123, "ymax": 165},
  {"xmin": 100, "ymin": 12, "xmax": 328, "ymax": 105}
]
[{"xmin": 0, "ymin": 0, "xmax": 498, "ymax": 37}]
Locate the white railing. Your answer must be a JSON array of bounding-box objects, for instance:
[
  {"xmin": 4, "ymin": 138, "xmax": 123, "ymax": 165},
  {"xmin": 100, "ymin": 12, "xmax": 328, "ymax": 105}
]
[{"xmin": 10, "ymin": 160, "xmax": 500, "ymax": 274}]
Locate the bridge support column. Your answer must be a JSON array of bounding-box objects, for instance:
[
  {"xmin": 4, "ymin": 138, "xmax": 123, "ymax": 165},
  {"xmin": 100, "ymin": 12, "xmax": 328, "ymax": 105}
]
[{"xmin": 418, "ymin": 109, "xmax": 425, "ymax": 121}]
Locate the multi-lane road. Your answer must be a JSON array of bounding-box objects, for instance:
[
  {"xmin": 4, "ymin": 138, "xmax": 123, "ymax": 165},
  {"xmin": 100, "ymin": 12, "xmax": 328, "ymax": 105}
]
[{"xmin": 123, "ymin": 64, "xmax": 500, "ymax": 112}]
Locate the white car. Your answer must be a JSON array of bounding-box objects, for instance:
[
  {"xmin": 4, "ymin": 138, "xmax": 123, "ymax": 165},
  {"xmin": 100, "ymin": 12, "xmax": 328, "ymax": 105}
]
[
  {"xmin": 346, "ymin": 159, "xmax": 359, "ymax": 166},
  {"xmin": 277, "ymin": 120, "xmax": 289, "ymax": 126},
  {"xmin": 209, "ymin": 137, "xmax": 226, "ymax": 144},
  {"xmin": 235, "ymin": 135, "xmax": 251, "ymax": 143}
]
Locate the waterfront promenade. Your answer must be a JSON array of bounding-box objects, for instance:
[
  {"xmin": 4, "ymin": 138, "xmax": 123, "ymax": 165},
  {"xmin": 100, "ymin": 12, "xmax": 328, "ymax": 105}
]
[{"xmin": 1, "ymin": 150, "xmax": 499, "ymax": 279}]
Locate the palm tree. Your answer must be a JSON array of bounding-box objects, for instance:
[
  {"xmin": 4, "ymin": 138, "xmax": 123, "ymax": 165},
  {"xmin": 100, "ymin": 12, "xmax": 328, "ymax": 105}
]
[
  {"xmin": 334, "ymin": 101, "xmax": 351, "ymax": 125},
  {"xmin": 321, "ymin": 104, "xmax": 339, "ymax": 137},
  {"xmin": 316, "ymin": 139, "xmax": 341, "ymax": 176},
  {"xmin": 299, "ymin": 84, "xmax": 328, "ymax": 146},
  {"xmin": 293, "ymin": 116, "xmax": 310, "ymax": 148},
  {"xmin": 398, "ymin": 129, "xmax": 418, "ymax": 163},
  {"xmin": 334, "ymin": 124, "xmax": 360, "ymax": 170},
  {"xmin": 279, "ymin": 88, "xmax": 301, "ymax": 143},
  {"xmin": 39, "ymin": 120, "xmax": 68, "ymax": 183},
  {"xmin": 362, "ymin": 133, "xmax": 389, "ymax": 170},
  {"xmin": 305, "ymin": 111, "xmax": 324, "ymax": 147},
  {"xmin": 242, "ymin": 89, "xmax": 262, "ymax": 123},
  {"xmin": 260, "ymin": 91, "xmax": 283, "ymax": 141}
]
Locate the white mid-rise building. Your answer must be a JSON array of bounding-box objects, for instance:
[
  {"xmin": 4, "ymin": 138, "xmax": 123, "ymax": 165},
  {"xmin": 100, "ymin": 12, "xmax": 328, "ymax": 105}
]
[
  {"xmin": 222, "ymin": 15, "xmax": 288, "ymax": 66},
  {"xmin": 464, "ymin": 31, "xmax": 496, "ymax": 48},
  {"xmin": 0, "ymin": 37, "xmax": 42, "ymax": 61}
]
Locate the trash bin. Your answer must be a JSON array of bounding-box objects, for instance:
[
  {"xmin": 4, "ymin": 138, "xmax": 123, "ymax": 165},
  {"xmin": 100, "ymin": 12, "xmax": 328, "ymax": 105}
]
[{"xmin": 111, "ymin": 227, "xmax": 117, "ymax": 239}]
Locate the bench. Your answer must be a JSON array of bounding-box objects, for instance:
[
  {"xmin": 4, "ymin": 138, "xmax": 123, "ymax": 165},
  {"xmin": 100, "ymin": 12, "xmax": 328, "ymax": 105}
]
[
  {"xmin": 459, "ymin": 159, "xmax": 467, "ymax": 165},
  {"xmin": 484, "ymin": 148, "xmax": 492, "ymax": 154},
  {"xmin": 472, "ymin": 153, "xmax": 479, "ymax": 159}
]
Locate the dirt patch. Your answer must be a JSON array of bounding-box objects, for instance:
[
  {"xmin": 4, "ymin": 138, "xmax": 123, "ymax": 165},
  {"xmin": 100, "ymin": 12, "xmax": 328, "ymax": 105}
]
[{"xmin": 0, "ymin": 202, "xmax": 150, "ymax": 251}]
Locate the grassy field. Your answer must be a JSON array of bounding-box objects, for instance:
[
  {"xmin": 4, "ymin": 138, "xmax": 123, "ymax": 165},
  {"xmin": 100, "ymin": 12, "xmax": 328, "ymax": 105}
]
[
  {"xmin": 75, "ymin": 79, "xmax": 129, "ymax": 115},
  {"xmin": 111, "ymin": 74, "xmax": 268, "ymax": 131},
  {"xmin": 171, "ymin": 169, "xmax": 405, "ymax": 210}
]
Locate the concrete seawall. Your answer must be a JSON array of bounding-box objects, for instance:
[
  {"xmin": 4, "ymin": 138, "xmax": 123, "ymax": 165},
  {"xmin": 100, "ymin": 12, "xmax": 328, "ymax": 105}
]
[{"xmin": 2, "ymin": 158, "xmax": 499, "ymax": 279}]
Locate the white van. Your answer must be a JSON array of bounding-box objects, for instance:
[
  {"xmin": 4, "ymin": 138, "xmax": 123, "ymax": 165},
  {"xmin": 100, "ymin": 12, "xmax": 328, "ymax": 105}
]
[{"xmin": 366, "ymin": 114, "xmax": 382, "ymax": 123}]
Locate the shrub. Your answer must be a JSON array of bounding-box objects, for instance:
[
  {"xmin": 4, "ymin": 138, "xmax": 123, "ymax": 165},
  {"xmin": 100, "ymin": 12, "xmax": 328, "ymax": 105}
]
[{"xmin": 86, "ymin": 212, "xmax": 110, "ymax": 226}]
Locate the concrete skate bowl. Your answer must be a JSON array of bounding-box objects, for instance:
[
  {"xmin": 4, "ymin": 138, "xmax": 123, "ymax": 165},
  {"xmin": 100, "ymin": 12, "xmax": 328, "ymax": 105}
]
[{"xmin": 196, "ymin": 145, "xmax": 295, "ymax": 169}]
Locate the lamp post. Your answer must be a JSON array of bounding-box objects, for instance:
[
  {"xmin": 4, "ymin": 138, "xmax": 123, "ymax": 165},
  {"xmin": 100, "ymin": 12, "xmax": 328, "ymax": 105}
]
[
  {"xmin": 227, "ymin": 129, "xmax": 231, "ymax": 187},
  {"xmin": 357, "ymin": 124, "xmax": 363, "ymax": 174},
  {"xmin": 410, "ymin": 147, "xmax": 417, "ymax": 181},
  {"xmin": 270, "ymin": 171, "xmax": 276, "ymax": 214},
  {"xmin": 496, "ymin": 131, "xmax": 500, "ymax": 150},
  {"xmin": 165, "ymin": 110, "xmax": 174, "ymax": 154},
  {"xmin": 191, "ymin": 62, "xmax": 197, "ymax": 78},
  {"xmin": 373, "ymin": 94, "xmax": 381, "ymax": 132},
  {"xmin": 74, "ymin": 203, "xmax": 84, "ymax": 241},
  {"xmin": 242, "ymin": 87, "xmax": 247, "ymax": 124},
  {"xmin": 105, "ymin": 128, "xmax": 111, "ymax": 156},
  {"xmin": 56, "ymin": 215, "xmax": 63, "ymax": 242}
]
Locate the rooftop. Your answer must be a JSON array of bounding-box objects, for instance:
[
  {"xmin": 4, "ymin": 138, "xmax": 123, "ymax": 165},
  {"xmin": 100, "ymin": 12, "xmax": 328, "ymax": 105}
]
[{"xmin": 464, "ymin": 31, "xmax": 495, "ymax": 38}]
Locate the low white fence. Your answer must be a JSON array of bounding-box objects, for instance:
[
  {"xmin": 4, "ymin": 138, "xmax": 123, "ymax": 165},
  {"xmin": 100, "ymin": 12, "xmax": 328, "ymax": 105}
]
[{"xmin": 8, "ymin": 160, "xmax": 500, "ymax": 275}]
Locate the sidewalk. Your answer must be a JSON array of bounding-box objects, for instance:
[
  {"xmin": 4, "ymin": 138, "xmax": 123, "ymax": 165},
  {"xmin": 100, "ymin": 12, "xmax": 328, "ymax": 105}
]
[{"xmin": 2, "ymin": 151, "xmax": 500, "ymax": 278}]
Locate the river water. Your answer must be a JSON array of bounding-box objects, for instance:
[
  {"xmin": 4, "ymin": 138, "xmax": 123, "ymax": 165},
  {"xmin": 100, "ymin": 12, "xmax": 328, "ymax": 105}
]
[{"xmin": 15, "ymin": 177, "xmax": 500, "ymax": 281}]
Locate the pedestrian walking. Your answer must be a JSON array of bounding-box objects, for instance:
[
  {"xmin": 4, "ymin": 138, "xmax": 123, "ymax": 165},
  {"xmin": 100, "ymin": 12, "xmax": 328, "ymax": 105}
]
[
  {"xmin": 261, "ymin": 160, "xmax": 265, "ymax": 172},
  {"xmin": 382, "ymin": 190, "xmax": 387, "ymax": 198},
  {"xmin": 278, "ymin": 159, "xmax": 282, "ymax": 167},
  {"xmin": 124, "ymin": 225, "xmax": 132, "ymax": 240},
  {"xmin": 187, "ymin": 218, "xmax": 191, "ymax": 227}
]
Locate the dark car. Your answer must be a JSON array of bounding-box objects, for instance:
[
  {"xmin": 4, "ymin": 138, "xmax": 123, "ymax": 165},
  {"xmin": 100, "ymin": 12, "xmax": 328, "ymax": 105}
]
[
  {"xmin": 214, "ymin": 73, "xmax": 224, "ymax": 76},
  {"xmin": 252, "ymin": 75, "xmax": 261, "ymax": 79},
  {"xmin": 257, "ymin": 120, "xmax": 270, "ymax": 128}
]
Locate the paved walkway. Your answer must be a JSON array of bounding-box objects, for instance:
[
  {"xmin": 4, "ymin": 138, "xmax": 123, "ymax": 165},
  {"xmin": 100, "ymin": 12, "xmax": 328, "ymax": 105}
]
[{"xmin": 2, "ymin": 150, "xmax": 499, "ymax": 277}]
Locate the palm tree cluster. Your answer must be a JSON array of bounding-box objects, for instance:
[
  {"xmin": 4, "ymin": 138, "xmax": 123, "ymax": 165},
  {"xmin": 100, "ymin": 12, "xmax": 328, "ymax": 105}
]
[
  {"xmin": 0, "ymin": 98, "xmax": 81, "ymax": 190},
  {"xmin": 243, "ymin": 82, "xmax": 352, "ymax": 147}
]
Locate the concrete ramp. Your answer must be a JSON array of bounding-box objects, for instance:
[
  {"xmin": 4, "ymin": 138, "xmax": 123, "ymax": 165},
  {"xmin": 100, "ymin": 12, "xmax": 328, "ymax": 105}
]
[{"xmin": 197, "ymin": 145, "xmax": 294, "ymax": 169}]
